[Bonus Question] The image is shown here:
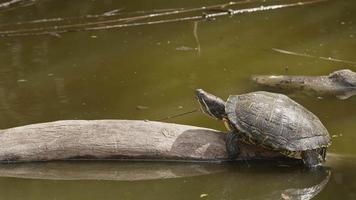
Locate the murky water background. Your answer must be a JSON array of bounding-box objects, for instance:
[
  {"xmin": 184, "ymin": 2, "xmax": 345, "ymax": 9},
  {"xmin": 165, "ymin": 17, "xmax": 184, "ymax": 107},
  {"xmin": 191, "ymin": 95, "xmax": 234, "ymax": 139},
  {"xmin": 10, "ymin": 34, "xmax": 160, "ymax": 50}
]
[{"xmin": 0, "ymin": 0, "xmax": 355, "ymax": 199}]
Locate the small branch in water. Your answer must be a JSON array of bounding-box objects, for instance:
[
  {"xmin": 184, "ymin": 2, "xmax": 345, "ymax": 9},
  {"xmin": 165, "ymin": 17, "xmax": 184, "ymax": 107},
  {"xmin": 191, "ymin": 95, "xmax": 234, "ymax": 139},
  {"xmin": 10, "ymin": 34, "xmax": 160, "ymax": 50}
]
[
  {"xmin": 0, "ymin": 0, "xmax": 328, "ymax": 37},
  {"xmin": 0, "ymin": 0, "xmax": 36, "ymax": 12},
  {"xmin": 272, "ymin": 48, "xmax": 356, "ymax": 65},
  {"xmin": 0, "ymin": 1, "xmax": 241, "ymax": 35},
  {"xmin": 193, "ymin": 21, "xmax": 201, "ymax": 56},
  {"xmin": 156, "ymin": 109, "xmax": 199, "ymax": 121},
  {"xmin": 0, "ymin": 7, "xmax": 187, "ymax": 28},
  {"xmin": 0, "ymin": 0, "xmax": 26, "ymax": 9},
  {"xmin": 0, "ymin": 8, "xmax": 126, "ymax": 28},
  {"xmin": 202, "ymin": 0, "xmax": 328, "ymax": 19}
]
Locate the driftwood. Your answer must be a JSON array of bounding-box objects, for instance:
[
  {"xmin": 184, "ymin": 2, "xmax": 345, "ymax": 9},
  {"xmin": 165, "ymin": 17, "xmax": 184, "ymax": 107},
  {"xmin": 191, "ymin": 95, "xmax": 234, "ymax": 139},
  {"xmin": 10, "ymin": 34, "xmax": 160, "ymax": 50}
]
[
  {"xmin": 0, "ymin": 120, "xmax": 287, "ymax": 163},
  {"xmin": 252, "ymin": 69, "xmax": 356, "ymax": 99}
]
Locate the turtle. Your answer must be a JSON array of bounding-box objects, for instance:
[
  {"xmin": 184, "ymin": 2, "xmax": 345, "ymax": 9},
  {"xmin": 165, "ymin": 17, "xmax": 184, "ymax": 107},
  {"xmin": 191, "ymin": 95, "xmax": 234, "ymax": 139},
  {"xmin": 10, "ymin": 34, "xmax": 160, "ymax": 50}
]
[{"xmin": 195, "ymin": 89, "xmax": 331, "ymax": 167}]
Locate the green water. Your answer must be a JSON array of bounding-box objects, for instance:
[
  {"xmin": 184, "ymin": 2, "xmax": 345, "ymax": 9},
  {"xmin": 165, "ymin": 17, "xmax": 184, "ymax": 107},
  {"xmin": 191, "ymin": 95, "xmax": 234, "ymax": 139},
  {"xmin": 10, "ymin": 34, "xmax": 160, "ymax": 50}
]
[{"xmin": 0, "ymin": 0, "xmax": 355, "ymax": 199}]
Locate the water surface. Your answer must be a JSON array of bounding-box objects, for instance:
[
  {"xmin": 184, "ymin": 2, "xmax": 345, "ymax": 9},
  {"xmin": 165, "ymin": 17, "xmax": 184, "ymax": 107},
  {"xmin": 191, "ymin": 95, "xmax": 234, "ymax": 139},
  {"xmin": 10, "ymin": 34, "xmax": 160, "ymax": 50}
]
[{"xmin": 0, "ymin": 0, "xmax": 355, "ymax": 199}]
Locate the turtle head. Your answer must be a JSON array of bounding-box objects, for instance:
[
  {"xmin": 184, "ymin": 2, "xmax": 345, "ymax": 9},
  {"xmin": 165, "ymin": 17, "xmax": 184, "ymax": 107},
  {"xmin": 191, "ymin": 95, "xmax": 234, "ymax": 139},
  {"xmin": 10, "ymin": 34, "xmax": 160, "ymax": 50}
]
[{"xmin": 195, "ymin": 89, "xmax": 226, "ymax": 120}]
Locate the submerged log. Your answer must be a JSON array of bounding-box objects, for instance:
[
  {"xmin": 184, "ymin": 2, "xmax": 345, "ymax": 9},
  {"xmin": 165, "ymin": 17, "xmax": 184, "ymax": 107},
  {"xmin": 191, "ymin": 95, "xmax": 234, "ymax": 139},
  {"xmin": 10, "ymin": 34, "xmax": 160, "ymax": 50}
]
[
  {"xmin": 0, "ymin": 120, "xmax": 288, "ymax": 163},
  {"xmin": 252, "ymin": 69, "xmax": 356, "ymax": 99}
]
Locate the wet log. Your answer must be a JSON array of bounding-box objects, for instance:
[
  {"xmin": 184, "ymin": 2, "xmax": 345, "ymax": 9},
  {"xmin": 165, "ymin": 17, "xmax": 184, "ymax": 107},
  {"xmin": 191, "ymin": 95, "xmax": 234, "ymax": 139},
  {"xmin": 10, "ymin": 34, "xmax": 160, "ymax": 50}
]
[
  {"xmin": 252, "ymin": 69, "xmax": 356, "ymax": 99},
  {"xmin": 0, "ymin": 120, "xmax": 286, "ymax": 163}
]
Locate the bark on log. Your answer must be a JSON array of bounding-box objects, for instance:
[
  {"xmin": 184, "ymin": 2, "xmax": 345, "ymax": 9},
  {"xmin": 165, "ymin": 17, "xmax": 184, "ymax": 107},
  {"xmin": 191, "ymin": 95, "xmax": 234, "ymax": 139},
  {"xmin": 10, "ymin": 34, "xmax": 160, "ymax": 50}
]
[{"xmin": 0, "ymin": 120, "xmax": 287, "ymax": 163}]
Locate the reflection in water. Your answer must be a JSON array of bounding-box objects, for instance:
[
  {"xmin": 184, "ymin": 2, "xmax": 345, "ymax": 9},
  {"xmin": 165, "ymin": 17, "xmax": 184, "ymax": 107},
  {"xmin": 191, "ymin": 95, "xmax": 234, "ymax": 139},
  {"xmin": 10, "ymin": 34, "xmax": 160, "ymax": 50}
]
[
  {"xmin": 10, "ymin": 39, "xmax": 25, "ymax": 81},
  {"xmin": 0, "ymin": 162, "xmax": 225, "ymax": 181},
  {"xmin": 0, "ymin": 0, "xmax": 355, "ymax": 199},
  {"xmin": 266, "ymin": 169, "xmax": 330, "ymax": 200},
  {"xmin": 54, "ymin": 78, "xmax": 69, "ymax": 104},
  {"xmin": 0, "ymin": 86, "xmax": 25, "ymax": 124},
  {"xmin": 32, "ymin": 39, "xmax": 49, "ymax": 66},
  {"xmin": 216, "ymin": 164, "xmax": 331, "ymax": 200},
  {"xmin": 0, "ymin": 162, "xmax": 331, "ymax": 200}
]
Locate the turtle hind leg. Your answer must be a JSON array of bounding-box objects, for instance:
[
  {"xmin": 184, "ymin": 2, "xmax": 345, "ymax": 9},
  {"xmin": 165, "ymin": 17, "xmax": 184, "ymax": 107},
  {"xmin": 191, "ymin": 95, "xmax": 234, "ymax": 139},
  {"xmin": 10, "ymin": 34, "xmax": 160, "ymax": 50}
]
[
  {"xmin": 225, "ymin": 132, "xmax": 240, "ymax": 160},
  {"xmin": 301, "ymin": 149, "xmax": 323, "ymax": 168}
]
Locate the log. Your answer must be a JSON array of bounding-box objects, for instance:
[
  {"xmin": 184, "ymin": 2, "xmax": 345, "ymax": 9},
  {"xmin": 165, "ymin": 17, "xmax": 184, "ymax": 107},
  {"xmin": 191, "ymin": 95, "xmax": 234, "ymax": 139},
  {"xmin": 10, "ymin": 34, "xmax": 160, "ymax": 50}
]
[
  {"xmin": 252, "ymin": 69, "xmax": 356, "ymax": 100},
  {"xmin": 0, "ymin": 120, "xmax": 288, "ymax": 163}
]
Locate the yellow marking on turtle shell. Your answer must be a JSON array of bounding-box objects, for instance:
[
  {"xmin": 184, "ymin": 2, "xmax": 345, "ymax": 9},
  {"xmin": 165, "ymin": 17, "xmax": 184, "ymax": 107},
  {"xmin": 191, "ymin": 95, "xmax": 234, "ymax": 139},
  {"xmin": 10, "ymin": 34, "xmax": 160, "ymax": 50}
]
[
  {"xmin": 240, "ymin": 136, "xmax": 251, "ymax": 144},
  {"xmin": 262, "ymin": 136, "xmax": 269, "ymax": 144},
  {"xmin": 281, "ymin": 150, "xmax": 301, "ymax": 159},
  {"xmin": 240, "ymin": 134, "xmax": 255, "ymax": 145},
  {"xmin": 248, "ymin": 136, "xmax": 256, "ymax": 145},
  {"xmin": 223, "ymin": 118, "xmax": 231, "ymax": 132}
]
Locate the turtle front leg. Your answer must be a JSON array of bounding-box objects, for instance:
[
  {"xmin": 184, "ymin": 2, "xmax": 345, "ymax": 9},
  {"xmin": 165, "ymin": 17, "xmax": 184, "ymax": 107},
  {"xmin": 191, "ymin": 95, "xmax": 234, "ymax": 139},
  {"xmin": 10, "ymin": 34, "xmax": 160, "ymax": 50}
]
[
  {"xmin": 225, "ymin": 131, "xmax": 240, "ymax": 160},
  {"xmin": 301, "ymin": 149, "xmax": 323, "ymax": 168}
]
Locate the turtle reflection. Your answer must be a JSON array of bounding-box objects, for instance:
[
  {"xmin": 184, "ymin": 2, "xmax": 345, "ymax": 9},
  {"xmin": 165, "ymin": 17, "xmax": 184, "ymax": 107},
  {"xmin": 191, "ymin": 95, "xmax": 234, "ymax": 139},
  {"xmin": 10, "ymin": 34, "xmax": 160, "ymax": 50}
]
[
  {"xmin": 270, "ymin": 169, "xmax": 330, "ymax": 200},
  {"xmin": 218, "ymin": 165, "xmax": 331, "ymax": 200},
  {"xmin": 279, "ymin": 170, "xmax": 330, "ymax": 200},
  {"xmin": 0, "ymin": 162, "xmax": 331, "ymax": 200}
]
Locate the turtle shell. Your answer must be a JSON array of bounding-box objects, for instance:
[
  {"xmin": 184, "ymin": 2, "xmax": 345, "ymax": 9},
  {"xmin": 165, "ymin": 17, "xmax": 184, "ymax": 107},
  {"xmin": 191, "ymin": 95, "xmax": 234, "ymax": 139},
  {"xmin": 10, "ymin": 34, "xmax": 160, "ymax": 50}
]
[{"xmin": 225, "ymin": 91, "xmax": 331, "ymax": 152}]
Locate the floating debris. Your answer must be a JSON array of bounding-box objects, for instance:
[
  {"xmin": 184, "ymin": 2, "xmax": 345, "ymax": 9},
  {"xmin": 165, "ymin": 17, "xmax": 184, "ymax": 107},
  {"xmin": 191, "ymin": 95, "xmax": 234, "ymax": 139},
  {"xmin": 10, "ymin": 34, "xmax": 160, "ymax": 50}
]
[
  {"xmin": 17, "ymin": 79, "xmax": 27, "ymax": 82},
  {"xmin": 176, "ymin": 46, "xmax": 195, "ymax": 51},
  {"xmin": 272, "ymin": 48, "xmax": 356, "ymax": 65},
  {"xmin": 102, "ymin": 9, "xmax": 121, "ymax": 17},
  {"xmin": 332, "ymin": 134, "xmax": 343, "ymax": 138},
  {"xmin": 200, "ymin": 194, "xmax": 208, "ymax": 198},
  {"xmin": 136, "ymin": 105, "xmax": 149, "ymax": 110}
]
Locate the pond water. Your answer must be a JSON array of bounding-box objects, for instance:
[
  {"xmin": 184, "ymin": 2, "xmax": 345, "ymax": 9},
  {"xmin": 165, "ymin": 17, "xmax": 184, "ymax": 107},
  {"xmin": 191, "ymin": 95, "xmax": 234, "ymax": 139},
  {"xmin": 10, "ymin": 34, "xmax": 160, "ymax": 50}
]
[{"xmin": 0, "ymin": 0, "xmax": 355, "ymax": 199}]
